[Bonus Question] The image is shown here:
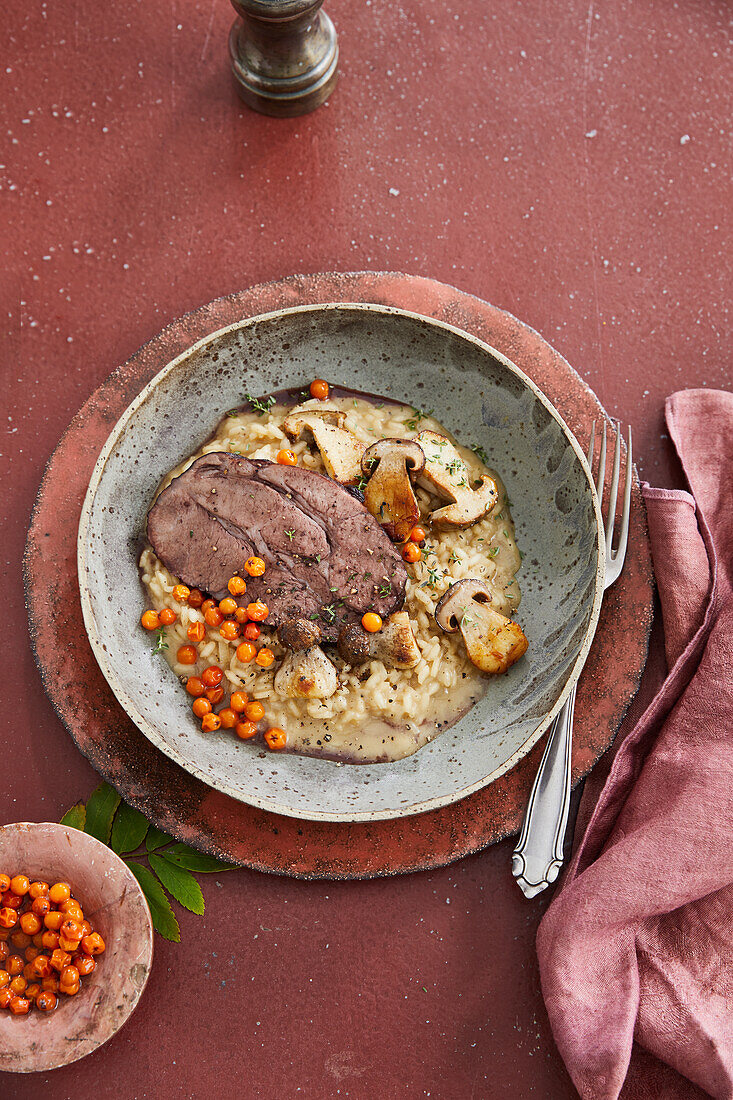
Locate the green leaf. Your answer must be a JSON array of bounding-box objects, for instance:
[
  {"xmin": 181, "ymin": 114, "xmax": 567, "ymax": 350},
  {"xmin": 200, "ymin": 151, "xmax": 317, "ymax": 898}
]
[
  {"xmin": 60, "ymin": 802, "xmax": 86, "ymax": 831},
  {"xmin": 162, "ymin": 843, "xmax": 238, "ymax": 873},
  {"xmin": 149, "ymin": 854, "xmax": 205, "ymax": 915},
  {"xmin": 126, "ymin": 862, "xmax": 180, "ymax": 942},
  {"xmin": 145, "ymin": 826, "xmax": 171, "ymax": 852},
  {"xmin": 110, "ymin": 802, "xmax": 149, "ymax": 855},
  {"xmin": 83, "ymin": 782, "xmax": 121, "ymax": 844}
]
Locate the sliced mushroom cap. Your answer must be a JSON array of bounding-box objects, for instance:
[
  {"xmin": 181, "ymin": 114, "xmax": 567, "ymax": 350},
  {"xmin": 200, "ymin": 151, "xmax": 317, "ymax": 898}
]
[
  {"xmin": 414, "ymin": 430, "xmax": 498, "ymax": 528},
  {"xmin": 336, "ymin": 612, "xmax": 421, "ymax": 669},
  {"xmin": 274, "ymin": 616, "xmax": 337, "ymax": 699},
  {"xmin": 370, "ymin": 611, "xmax": 421, "ymax": 669},
  {"xmin": 282, "ymin": 405, "xmax": 365, "ymax": 484},
  {"xmin": 361, "ymin": 438, "xmax": 425, "ymax": 543},
  {"xmin": 435, "ymin": 579, "xmax": 528, "ymax": 675}
]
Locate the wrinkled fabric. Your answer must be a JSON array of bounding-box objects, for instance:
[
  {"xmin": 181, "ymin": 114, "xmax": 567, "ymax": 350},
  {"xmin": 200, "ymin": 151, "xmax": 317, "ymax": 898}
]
[{"xmin": 537, "ymin": 390, "xmax": 733, "ymax": 1100}]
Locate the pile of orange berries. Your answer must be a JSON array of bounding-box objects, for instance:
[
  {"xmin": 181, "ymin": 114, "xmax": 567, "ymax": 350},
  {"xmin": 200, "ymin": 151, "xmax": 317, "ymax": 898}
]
[{"xmin": 0, "ymin": 875, "xmax": 105, "ymax": 1016}]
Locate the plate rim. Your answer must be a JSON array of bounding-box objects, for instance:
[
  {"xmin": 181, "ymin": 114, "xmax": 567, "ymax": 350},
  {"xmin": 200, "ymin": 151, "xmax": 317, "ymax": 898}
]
[{"xmin": 76, "ymin": 301, "xmax": 606, "ymax": 822}]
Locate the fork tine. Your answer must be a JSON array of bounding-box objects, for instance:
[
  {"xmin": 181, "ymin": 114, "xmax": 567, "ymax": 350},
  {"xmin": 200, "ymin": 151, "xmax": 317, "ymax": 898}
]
[
  {"xmin": 596, "ymin": 421, "xmax": 607, "ymax": 508},
  {"xmin": 587, "ymin": 421, "xmax": 596, "ymax": 467},
  {"xmin": 613, "ymin": 426, "xmax": 632, "ymax": 571},
  {"xmin": 605, "ymin": 421, "xmax": 622, "ymax": 557}
]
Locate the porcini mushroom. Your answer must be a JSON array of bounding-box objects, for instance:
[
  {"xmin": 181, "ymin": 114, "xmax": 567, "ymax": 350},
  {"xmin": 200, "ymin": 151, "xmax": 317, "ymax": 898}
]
[
  {"xmin": 414, "ymin": 430, "xmax": 498, "ymax": 528},
  {"xmin": 435, "ymin": 579, "xmax": 528, "ymax": 675},
  {"xmin": 336, "ymin": 612, "xmax": 421, "ymax": 669},
  {"xmin": 274, "ymin": 618, "xmax": 338, "ymax": 699},
  {"xmin": 361, "ymin": 438, "xmax": 425, "ymax": 542},
  {"xmin": 282, "ymin": 405, "xmax": 365, "ymax": 484}
]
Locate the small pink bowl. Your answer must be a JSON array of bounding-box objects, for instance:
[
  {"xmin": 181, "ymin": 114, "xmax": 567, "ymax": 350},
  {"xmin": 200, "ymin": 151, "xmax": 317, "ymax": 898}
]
[{"xmin": 0, "ymin": 822, "xmax": 153, "ymax": 1073}]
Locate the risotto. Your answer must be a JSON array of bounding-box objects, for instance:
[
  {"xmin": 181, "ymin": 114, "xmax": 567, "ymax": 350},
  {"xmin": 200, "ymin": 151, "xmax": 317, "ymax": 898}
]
[{"xmin": 139, "ymin": 386, "xmax": 523, "ymax": 763}]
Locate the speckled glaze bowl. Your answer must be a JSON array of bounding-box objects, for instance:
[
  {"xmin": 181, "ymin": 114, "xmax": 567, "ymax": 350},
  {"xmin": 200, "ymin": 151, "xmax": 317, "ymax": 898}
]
[
  {"xmin": 78, "ymin": 304, "xmax": 604, "ymax": 821},
  {"xmin": 0, "ymin": 822, "xmax": 153, "ymax": 1072}
]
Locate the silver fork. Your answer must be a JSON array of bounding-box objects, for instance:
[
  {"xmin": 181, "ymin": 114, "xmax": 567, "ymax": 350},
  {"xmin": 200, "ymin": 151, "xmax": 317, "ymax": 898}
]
[{"xmin": 511, "ymin": 421, "xmax": 632, "ymax": 899}]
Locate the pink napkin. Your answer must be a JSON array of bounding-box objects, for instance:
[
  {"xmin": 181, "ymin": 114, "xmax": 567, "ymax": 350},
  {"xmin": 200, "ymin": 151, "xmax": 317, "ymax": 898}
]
[{"xmin": 537, "ymin": 390, "xmax": 733, "ymax": 1100}]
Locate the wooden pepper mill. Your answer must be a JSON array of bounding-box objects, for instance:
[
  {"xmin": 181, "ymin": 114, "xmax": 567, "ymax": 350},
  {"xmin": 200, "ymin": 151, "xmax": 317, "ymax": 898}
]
[{"xmin": 229, "ymin": 0, "xmax": 339, "ymax": 117}]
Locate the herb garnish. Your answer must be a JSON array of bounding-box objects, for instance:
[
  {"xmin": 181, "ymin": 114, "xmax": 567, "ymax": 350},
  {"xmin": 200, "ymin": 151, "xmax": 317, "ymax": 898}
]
[
  {"xmin": 404, "ymin": 407, "xmax": 434, "ymax": 431},
  {"xmin": 153, "ymin": 628, "xmax": 169, "ymax": 654},
  {"xmin": 471, "ymin": 443, "xmax": 489, "ymax": 464},
  {"xmin": 285, "ymin": 529, "xmax": 295, "ymax": 541},
  {"xmin": 245, "ymin": 392, "xmax": 276, "ymax": 416}
]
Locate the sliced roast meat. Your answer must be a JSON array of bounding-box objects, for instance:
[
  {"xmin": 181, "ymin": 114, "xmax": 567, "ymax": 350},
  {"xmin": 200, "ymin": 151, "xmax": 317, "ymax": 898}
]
[{"xmin": 146, "ymin": 452, "xmax": 407, "ymax": 642}]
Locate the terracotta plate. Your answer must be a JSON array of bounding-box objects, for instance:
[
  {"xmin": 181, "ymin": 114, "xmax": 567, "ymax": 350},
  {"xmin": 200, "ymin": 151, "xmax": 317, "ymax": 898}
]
[{"xmin": 24, "ymin": 274, "xmax": 653, "ymax": 875}]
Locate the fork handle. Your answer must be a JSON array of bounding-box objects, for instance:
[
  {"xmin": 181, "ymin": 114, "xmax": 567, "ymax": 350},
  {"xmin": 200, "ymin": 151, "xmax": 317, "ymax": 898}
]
[{"xmin": 511, "ymin": 687, "xmax": 575, "ymax": 898}]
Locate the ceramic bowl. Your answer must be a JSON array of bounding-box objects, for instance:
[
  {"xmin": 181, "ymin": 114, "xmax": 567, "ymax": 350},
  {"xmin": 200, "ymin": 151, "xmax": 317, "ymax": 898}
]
[
  {"xmin": 0, "ymin": 822, "xmax": 153, "ymax": 1072},
  {"xmin": 78, "ymin": 303, "xmax": 604, "ymax": 821}
]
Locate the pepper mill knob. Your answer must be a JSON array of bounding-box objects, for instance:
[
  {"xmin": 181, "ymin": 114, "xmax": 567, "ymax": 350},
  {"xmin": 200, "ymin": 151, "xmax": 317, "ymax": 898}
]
[{"xmin": 229, "ymin": 0, "xmax": 339, "ymax": 118}]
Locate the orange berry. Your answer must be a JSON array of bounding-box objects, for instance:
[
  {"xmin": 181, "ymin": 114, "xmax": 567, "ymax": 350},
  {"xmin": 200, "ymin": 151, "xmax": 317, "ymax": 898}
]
[
  {"xmin": 59, "ymin": 935, "xmax": 79, "ymax": 953},
  {"xmin": 204, "ymin": 607, "xmax": 224, "ymax": 628},
  {"xmin": 0, "ymin": 874, "xmax": 9, "ymax": 893},
  {"xmin": 0, "ymin": 970, "xmax": 7, "ymax": 988},
  {"xmin": 49, "ymin": 949, "xmax": 71, "ymax": 972},
  {"xmin": 235, "ymin": 721, "xmax": 258, "ymax": 740},
  {"xmin": 31, "ymin": 955, "xmax": 51, "ymax": 979},
  {"xmin": 11, "ymin": 931, "xmax": 31, "ymax": 950},
  {"xmin": 255, "ymin": 647, "xmax": 275, "ymax": 668},
  {"xmin": 220, "ymin": 620, "xmax": 241, "ymax": 642},
  {"xmin": 177, "ymin": 645, "xmax": 198, "ymax": 665},
  {"xmin": 236, "ymin": 641, "xmax": 257, "ymax": 663},
  {"xmin": 59, "ymin": 981, "xmax": 80, "ymax": 997},
  {"xmin": 31, "ymin": 933, "xmax": 44, "ymax": 949},
  {"xmin": 205, "ymin": 685, "xmax": 224, "ymax": 705},
  {"xmin": 73, "ymin": 953, "xmax": 95, "ymax": 976},
  {"xmin": 202, "ymin": 665, "xmax": 223, "ymax": 688},
  {"xmin": 246, "ymin": 601, "xmax": 268, "ymax": 622},
  {"xmin": 10, "ymin": 876, "xmax": 30, "ymax": 897},
  {"xmin": 201, "ymin": 713, "xmax": 221, "ymax": 733},
  {"xmin": 2, "ymin": 893, "xmax": 22, "ymax": 909},
  {"xmin": 24, "ymin": 946, "xmax": 40, "ymax": 962},
  {"xmin": 187, "ymin": 588, "xmax": 204, "ymax": 608},
  {"xmin": 41, "ymin": 975, "xmax": 59, "ymax": 992},
  {"xmin": 230, "ymin": 691, "xmax": 249, "ymax": 713},
  {"xmin": 172, "ymin": 584, "xmax": 191, "ymax": 602},
  {"xmin": 264, "ymin": 727, "xmax": 287, "ymax": 751},
  {"xmin": 36, "ymin": 990, "xmax": 57, "ymax": 1012},
  {"xmin": 60, "ymin": 920, "xmax": 83, "ymax": 943},
  {"xmin": 185, "ymin": 676, "xmax": 205, "ymax": 697},
  {"xmin": 59, "ymin": 900, "xmax": 83, "ymax": 920},
  {"xmin": 44, "ymin": 911, "xmax": 64, "ymax": 930},
  {"xmin": 5, "ymin": 955, "xmax": 23, "ymax": 976},
  {"xmin": 9, "ymin": 975, "xmax": 27, "ymax": 995},
  {"xmin": 61, "ymin": 965, "xmax": 80, "ymax": 986},
  {"xmin": 219, "ymin": 596, "xmax": 237, "ymax": 617},
  {"xmin": 243, "ymin": 622, "xmax": 260, "ymax": 641},
  {"xmin": 244, "ymin": 556, "xmax": 266, "ymax": 577},
  {"xmin": 401, "ymin": 543, "xmax": 421, "ymax": 563},
  {"xmin": 0, "ymin": 909, "xmax": 17, "ymax": 930},
  {"xmin": 244, "ymin": 701, "xmax": 265, "ymax": 722},
  {"xmin": 42, "ymin": 930, "xmax": 60, "ymax": 950},
  {"xmin": 187, "ymin": 622, "xmax": 206, "ymax": 643},
  {"xmin": 9, "ymin": 995, "xmax": 30, "ymax": 1014},
  {"xmin": 409, "ymin": 525, "xmax": 427, "ymax": 543},
  {"xmin": 141, "ymin": 610, "xmax": 159, "ymax": 631},
  {"xmin": 26, "ymin": 983, "xmax": 41, "ymax": 1000},
  {"xmin": 28, "ymin": 881, "xmax": 49, "ymax": 899},
  {"xmin": 227, "ymin": 576, "xmax": 247, "ymax": 596},
  {"xmin": 192, "ymin": 697, "xmax": 212, "ymax": 719},
  {"xmin": 309, "ymin": 378, "xmax": 329, "ymax": 400},
  {"xmin": 218, "ymin": 708, "xmax": 238, "ymax": 730},
  {"xmin": 19, "ymin": 913, "xmax": 41, "ymax": 936},
  {"xmin": 0, "ymin": 988, "xmax": 12, "ymax": 1008},
  {"xmin": 234, "ymin": 606, "xmax": 250, "ymax": 624},
  {"xmin": 361, "ymin": 612, "xmax": 383, "ymax": 633},
  {"xmin": 276, "ymin": 449, "xmax": 297, "ymax": 467},
  {"xmin": 159, "ymin": 607, "xmax": 177, "ymax": 626},
  {"xmin": 80, "ymin": 921, "xmax": 92, "ymax": 937},
  {"xmin": 201, "ymin": 598, "xmax": 216, "ymax": 613},
  {"xmin": 31, "ymin": 896, "xmax": 50, "ymax": 918}
]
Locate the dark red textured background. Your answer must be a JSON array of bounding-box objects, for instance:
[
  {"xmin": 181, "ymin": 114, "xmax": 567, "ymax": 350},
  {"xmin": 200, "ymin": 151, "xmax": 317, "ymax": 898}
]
[{"xmin": 1, "ymin": 1, "xmax": 730, "ymax": 1097}]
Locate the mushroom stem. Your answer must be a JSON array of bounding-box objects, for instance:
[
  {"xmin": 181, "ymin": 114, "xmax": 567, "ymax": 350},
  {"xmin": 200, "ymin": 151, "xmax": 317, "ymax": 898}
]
[
  {"xmin": 274, "ymin": 617, "xmax": 338, "ymax": 699},
  {"xmin": 361, "ymin": 438, "xmax": 426, "ymax": 543},
  {"xmin": 435, "ymin": 578, "xmax": 527, "ymax": 675}
]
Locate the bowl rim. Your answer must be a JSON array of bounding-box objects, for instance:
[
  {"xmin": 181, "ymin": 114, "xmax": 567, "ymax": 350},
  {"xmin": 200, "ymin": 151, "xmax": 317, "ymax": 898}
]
[
  {"xmin": 0, "ymin": 821, "xmax": 154, "ymax": 1073},
  {"xmin": 77, "ymin": 301, "xmax": 606, "ymax": 822}
]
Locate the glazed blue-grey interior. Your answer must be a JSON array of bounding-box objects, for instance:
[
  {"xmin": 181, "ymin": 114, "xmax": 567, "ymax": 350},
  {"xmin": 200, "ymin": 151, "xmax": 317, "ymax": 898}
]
[{"xmin": 79, "ymin": 305, "xmax": 602, "ymax": 821}]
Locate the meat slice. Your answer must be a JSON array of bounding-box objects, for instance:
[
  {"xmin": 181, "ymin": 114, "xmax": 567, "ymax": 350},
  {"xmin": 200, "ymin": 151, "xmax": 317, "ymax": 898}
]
[{"xmin": 146, "ymin": 452, "xmax": 408, "ymax": 642}]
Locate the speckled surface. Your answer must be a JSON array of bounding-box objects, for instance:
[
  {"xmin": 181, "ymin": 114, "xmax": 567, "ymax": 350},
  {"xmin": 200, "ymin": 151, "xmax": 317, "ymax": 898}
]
[
  {"xmin": 0, "ymin": 824, "xmax": 153, "ymax": 1073},
  {"xmin": 28, "ymin": 276, "xmax": 650, "ymax": 863},
  {"xmin": 79, "ymin": 303, "xmax": 605, "ymax": 820},
  {"xmin": 3, "ymin": 1, "xmax": 728, "ymax": 1095}
]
